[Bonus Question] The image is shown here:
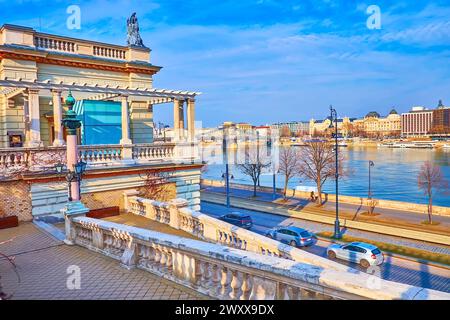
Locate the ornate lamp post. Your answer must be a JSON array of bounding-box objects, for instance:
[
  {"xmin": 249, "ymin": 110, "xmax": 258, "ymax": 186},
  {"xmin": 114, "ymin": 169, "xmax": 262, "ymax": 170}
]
[
  {"xmin": 368, "ymin": 160, "xmax": 375, "ymax": 199},
  {"xmin": 329, "ymin": 105, "xmax": 341, "ymax": 239},
  {"xmin": 60, "ymin": 91, "xmax": 86, "ymax": 201}
]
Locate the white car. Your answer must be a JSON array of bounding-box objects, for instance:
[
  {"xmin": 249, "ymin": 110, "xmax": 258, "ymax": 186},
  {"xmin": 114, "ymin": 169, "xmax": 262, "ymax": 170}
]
[{"xmin": 327, "ymin": 242, "xmax": 384, "ymax": 268}]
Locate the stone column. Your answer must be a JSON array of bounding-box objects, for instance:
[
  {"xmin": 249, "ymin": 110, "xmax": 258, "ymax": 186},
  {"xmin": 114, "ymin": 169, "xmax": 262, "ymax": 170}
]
[
  {"xmin": 120, "ymin": 95, "xmax": 132, "ymax": 145},
  {"xmin": 187, "ymin": 98, "xmax": 195, "ymax": 142},
  {"xmin": 52, "ymin": 90, "xmax": 65, "ymax": 146},
  {"xmin": 27, "ymin": 89, "xmax": 42, "ymax": 147},
  {"xmin": 120, "ymin": 95, "xmax": 133, "ymax": 161},
  {"xmin": 22, "ymin": 95, "xmax": 31, "ymax": 146},
  {"xmin": 173, "ymin": 99, "xmax": 181, "ymax": 141},
  {"xmin": 179, "ymin": 99, "xmax": 185, "ymax": 140}
]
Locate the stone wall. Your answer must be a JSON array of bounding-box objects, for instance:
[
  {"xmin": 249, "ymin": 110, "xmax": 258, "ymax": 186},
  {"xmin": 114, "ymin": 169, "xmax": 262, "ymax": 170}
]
[
  {"xmin": 28, "ymin": 166, "xmax": 201, "ymax": 217},
  {"xmin": 202, "ymin": 179, "xmax": 450, "ymax": 216},
  {"xmin": 0, "ymin": 180, "xmax": 33, "ymax": 221}
]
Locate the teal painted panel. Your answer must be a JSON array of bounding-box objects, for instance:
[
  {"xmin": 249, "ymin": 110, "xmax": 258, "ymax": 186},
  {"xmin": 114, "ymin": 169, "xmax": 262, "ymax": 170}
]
[
  {"xmin": 84, "ymin": 125, "xmax": 122, "ymax": 145},
  {"xmin": 83, "ymin": 100, "xmax": 121, "ymax": 126},
  {"xmin": 74, "ymin": 100, "xmax": 122, "ymax": 145}
]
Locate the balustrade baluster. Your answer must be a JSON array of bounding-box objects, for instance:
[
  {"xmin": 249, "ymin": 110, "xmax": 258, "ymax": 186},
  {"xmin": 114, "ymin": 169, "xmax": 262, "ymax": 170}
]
[
  {"xmin": 229, "ymin": 270, "xmax": 241, "ymax": 299},
  {"xmin": 209, "ymin": 264, "xmax": 220, "ymax": 297},
  {"xmin": 240, "ymin": 273, "xmax": 251, "ymax": 300},
  {"xmin": 200, "ymin": 262, "xmax": 211, "ymax": 289},
  {"xmin": 220, "ymin": 267, "xmax": 231, "ymax": 298}
]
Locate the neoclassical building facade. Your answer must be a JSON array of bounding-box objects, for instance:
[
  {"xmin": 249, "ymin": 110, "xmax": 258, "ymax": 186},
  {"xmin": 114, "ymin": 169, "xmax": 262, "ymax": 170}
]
[
  {"xmin": 353, "ymin": 109, "xmax": 401, "ymax": 137},
  {"xmin": 0, "ymin": 23, "xmax": 202, "ymax": 220}
]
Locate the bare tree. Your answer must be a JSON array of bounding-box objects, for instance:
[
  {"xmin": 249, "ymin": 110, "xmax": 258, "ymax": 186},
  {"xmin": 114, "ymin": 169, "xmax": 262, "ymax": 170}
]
[
  {"xmin": 418, "ymin": 161, "xmax": 449, "ymax": 224},
  {"xmin": 237, "ymin": 148, "xmax": 270, "ymax": 197},
  {"xmin": 139, "ymin": 169, "xmax": 173, "ymax": 202},
  {"xmin": 278, "ymin": 147, "xmax": 300, "ymax": 200},
  {"xmin": 298, "ymin": 140, "xmax": 345, "ymax": 205}
]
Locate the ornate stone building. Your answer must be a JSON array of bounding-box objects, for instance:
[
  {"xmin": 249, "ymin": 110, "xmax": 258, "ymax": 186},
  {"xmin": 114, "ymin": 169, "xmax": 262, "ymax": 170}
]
[
  {"xmin": 0, "ymin": 20, "xmax": 202, "ymax": 220},
  {"xmin": 353, "ymin": 109, "xmax": 401, "ymax": 137}
]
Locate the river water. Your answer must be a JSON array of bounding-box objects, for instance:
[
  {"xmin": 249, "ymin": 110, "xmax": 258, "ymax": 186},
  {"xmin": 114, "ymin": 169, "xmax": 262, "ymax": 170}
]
[{"xmin": 200, "ymin": 144, "xmax": 450, "ymax": 207}]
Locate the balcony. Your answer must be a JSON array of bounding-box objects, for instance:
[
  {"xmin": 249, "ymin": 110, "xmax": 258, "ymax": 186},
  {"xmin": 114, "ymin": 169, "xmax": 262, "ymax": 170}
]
[{"xmin": 0, "ymin": 142, "xmax": 200, "ymax": 180}]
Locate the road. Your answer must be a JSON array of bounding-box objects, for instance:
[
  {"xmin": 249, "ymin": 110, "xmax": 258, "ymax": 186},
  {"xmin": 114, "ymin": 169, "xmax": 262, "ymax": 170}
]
[{"xmin": 201, "ymin": 201, "xmax": 450, "ymax": 293}]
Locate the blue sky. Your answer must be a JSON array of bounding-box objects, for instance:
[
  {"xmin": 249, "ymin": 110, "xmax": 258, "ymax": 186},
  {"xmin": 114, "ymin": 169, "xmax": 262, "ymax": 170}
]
[{"xmin": 1, "ymin": 0, "xmax": 449, "ymax": 127}]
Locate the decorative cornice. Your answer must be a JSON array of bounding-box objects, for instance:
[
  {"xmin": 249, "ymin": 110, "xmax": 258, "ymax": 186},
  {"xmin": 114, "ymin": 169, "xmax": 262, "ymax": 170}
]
[
  {"xmin": 20, "ymin": 163, "xmax": 203, "ymax": 183},
  {"xmin": 0, "ymin": 50, "xmax": 161, "ymax": 75}
]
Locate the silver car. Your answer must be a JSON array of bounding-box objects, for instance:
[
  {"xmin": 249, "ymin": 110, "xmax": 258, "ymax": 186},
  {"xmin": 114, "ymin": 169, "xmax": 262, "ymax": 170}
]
[
  {"xmin": 327, "ymin": 242, "xmax": 384, "ymax": 268},
  {"xmin": 265, "ymin": 226, "xmax": 314, "ymax": 247}
]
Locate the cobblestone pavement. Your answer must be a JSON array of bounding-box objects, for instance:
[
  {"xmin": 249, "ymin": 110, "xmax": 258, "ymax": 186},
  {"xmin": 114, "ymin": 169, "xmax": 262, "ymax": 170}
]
[
  {"xmin": 201, "ymin": 201, "xmax": 450, "ymax": 293},
  {"xmin": 202, "ymin": 188, "xmax": 450, "ymax": 255},
  {"xmin": 0, "ymin": 223, "xmax": 207, "ymax": 300}
]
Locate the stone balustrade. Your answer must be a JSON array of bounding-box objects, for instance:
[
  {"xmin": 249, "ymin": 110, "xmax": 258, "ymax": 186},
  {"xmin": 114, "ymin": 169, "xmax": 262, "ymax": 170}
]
[
  {"xmin": 78, "ymin": 144, "xmax": 124, "ymax": 164},
  {"xmin": 132, "ymin": 143, "xmax": 175, "ymax": 162},
  {"xmin": 125, "ymin": 195, "xmax": 363, "ymax": 273},
  {"xmin": 66, "ymin": 215, "xmax": 450, "ymax": 300},
  {"xmin": 0, "ymin": 143, "xmax": 197, "ymax": 179},
  {"xmin": 33, "ymin": 34, "xmax": 134, "ymax": 61},
  {"xmin": 34, "ymin": 36, "xmax": 76, "ymax": 53}
]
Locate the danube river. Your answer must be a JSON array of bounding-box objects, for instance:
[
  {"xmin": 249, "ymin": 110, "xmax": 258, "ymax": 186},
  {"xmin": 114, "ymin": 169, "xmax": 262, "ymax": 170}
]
[{"xmin": 200, "ymin": 144, "xmax": 450, "ymax": 207}]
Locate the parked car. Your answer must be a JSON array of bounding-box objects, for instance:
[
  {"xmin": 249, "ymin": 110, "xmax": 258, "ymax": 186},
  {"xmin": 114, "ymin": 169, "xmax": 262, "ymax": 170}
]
[
  {"xmin": 265, "ymin": 226, "xmax": 314, "ymax": 247},
  {"xmin": 327, "ymin": 242, "xmax": 384, "ymax": 268},
  {"xmin": 219, "ymin": 212, "xmax": 253, "ymax": 229}
]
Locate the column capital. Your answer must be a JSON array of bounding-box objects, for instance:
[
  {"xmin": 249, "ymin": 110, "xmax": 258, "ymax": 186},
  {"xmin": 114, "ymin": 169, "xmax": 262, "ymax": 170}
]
[
  {"xmin": 51, "ymin": 89, "xmax": 63, "ymax": 94},
  {"xmin": 187, "ymin": 97, "xmax": 196, "ymax": 103},
  {"xmin": 27, "ymin": 88, "xmax": 40, "ymax": 95},
  {"xmin": 121, "ymin": 94, "xmax": 129, "ymax": 99}
]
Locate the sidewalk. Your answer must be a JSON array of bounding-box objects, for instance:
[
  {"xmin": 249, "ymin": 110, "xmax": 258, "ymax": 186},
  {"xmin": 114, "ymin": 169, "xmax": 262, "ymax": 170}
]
[
  {"xmin": 0, "ymin": 223, "xmax": 207, "ymax": 300},
  {"xmin": 202, "ymin": 185, "xmax": 450, "ymax": 235}
]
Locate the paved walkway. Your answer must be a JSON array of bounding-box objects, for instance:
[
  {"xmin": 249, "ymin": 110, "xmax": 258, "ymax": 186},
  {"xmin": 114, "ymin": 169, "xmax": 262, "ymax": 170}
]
[
  {"xmin": 201, "ymin": 190, "xmax": 450, "ymax": 255},
  {"xmin": 0, "ymin": 223, "xmax": 207, "ymax": 300}
]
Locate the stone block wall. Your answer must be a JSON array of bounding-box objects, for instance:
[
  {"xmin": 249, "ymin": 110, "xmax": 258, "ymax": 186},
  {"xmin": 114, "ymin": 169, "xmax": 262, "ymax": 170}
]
[{"xmin": 0, "ymin": 180, "xmax": 33, "ymax": 221}]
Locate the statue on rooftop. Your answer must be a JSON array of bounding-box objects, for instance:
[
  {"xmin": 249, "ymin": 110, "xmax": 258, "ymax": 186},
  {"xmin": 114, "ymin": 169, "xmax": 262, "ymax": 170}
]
[{"xmin": 127, "ymin": 12, "xmax": 145, "ymax": 47}]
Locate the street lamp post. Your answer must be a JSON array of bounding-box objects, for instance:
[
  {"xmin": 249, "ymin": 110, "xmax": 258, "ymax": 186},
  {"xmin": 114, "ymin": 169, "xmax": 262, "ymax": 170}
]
[
  {"xmin": 368, "ymin": 160, "xmax": 374, "ymax": 199},
  {"xmin": 329, "ymin": 105, "xmax": 340, "ymax": 239},
  {"xmin": 55, "ymin": 161, "xmax": 87, "ymax": 202},
  {"xmin": 223, "ymin": 128, "xmax": 231, "ymax": 208},
  {"xmin": 60, "ymin": 91, "xmax": 85, "ymax": 201}
]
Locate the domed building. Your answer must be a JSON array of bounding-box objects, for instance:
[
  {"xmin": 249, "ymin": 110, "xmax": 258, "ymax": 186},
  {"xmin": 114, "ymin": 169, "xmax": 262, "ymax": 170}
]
[{"xmin": 353, "ymin": 108, "xmax": 401, "ymax": 138}]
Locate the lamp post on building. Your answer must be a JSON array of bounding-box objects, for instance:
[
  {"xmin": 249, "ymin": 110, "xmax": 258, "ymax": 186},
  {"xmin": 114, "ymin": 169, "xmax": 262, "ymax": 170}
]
[
  {"xmin": 368, "ymin": 160, "xmax": 374, "ymax": 199},
  {"xmin": 329, "ymin": 105, "xmax": 341, "ymax": 239},
  {"xmin": 59, "ymin": 91, "xmax": 86, "ymax": 201}
]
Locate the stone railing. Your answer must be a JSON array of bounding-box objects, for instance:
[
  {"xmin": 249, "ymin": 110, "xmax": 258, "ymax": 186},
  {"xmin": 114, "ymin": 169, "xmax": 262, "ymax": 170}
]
[
  {"xmin": 34, "ymin": 35, "xmax": 76, "ymax": 53},
  {"xmin": 0, "ymin": 143, "xmax": 198, "ymax": 179},
  {"xmin": 34, "ymin": 34, "xmax": 128, "ymax": 61},
  {"xmin": 78, "ymin": 144, "xmax": 124, "ymax": 164},
  {"xmin": 0, "ymin": 146, "xmax": 66, "ymax": 179},
  {"xmin": 132, "ymin": 143, "xmax": 175, "ymax": 162},
  {"xmin": 125, "ymin": 195, "xmax": 359, "ymax": 273},
  {"xmin": 66, "ymin": 215, "xmax": 450, "ymax": 300},
  {"xmin": 92, "ymin": 45, "xmax": 126, "ymax": 60}
]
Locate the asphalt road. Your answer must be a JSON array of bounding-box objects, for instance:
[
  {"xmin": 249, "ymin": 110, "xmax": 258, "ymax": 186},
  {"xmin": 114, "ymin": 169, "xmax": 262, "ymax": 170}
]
[{"xmin": 201, "ymin": 201, "xmax": 450, "ymax": 293}]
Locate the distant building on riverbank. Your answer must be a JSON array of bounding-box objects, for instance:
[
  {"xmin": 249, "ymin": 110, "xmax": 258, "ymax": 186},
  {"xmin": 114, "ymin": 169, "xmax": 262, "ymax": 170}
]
[
  {"xmin": 430, "ymin": 100, "xmax": 450, "ymax": 136},
  {"xmin": 308, "ymin": 117, "xmax": 354, "ymax": 137},
  {"xmin": 271, "ymin": 121, "xmax": 309, "ymax": 137},
  {"xmin": 353, "ymin": 109, "xmax": 401, "ymax": 138},
  {"xmin": 401, "ymin": 106, "xmax": 434, "ymax": 138}
]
